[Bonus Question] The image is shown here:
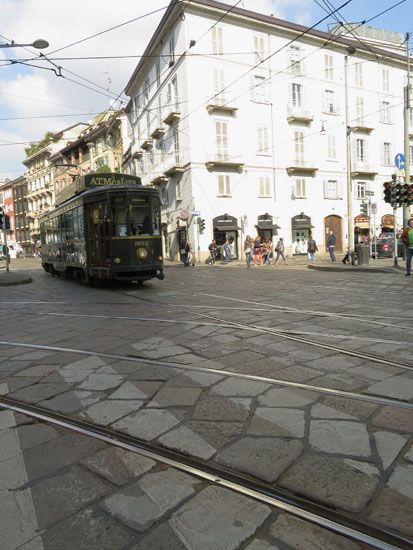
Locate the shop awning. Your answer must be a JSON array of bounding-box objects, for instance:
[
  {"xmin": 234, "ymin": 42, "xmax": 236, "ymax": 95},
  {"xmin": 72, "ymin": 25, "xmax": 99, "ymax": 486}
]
[
  {"xmin": 291, "ymin": 213, "xmax": 313, "ymax": 229},
  {"xmin": 256, "ymin": 213, "xmax": 280, "ymax": 231},
  {"xmin": 213, "ymin": 214, "xmax": 240, "ymax": 231},
  {"xmin": 354, "ymin": 215, "xmax": 369, "ymax": 229}
]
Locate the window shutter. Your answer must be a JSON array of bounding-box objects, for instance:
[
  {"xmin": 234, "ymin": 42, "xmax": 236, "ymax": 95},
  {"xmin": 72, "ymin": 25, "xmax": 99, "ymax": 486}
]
[
  {"xmin": 323, "ymin": 180, "xmax": 329, "ymax": 198},
  {"xmin": 337, "ymin": 180, "xmax": 343, "ymax": 199}
]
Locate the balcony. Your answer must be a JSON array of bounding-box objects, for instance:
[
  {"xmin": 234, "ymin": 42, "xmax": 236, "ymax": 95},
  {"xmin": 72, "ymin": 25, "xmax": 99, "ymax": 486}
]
[
  {"xmin": 150, "ymin": 119, "xmax": 166, "ymax": 139},
  {"xmin": 287, "ymin": 106, "xmax": 313, "ymax": 124},
  {"xmin": 352, "ymin": 119, "xmax": 374, "ymax": 134},
  {"xmin": 150, "ymin": 172, "xmax": 169, "ymax": 185},
  {"xmin": 351, "ymin": 160, "xmax": 378, "ymax": 178},
  {"xmin": 205, "ymin": 149, "xmax": 244, "ymax": 172},
  {"xmin": 286, "ymin": 159, "xmax": 318, "ymax": 175},
  {"xmin": 163, "ymin": 108, "xmax": 181, "ymax": 125},
  {"xmin": 132, "ymin": 148, "xmax": 144, "ymax": 159},
  {"xmin": 141, "ymin": 138, "xmax": 153, "ymax": 150},
  {"xmin": 206, "ymin": 95, "xmax": 237, "ymax": 116},
  {"xmin": 163, "ymin": 153, "xmax": 185, "ymax": 177}
]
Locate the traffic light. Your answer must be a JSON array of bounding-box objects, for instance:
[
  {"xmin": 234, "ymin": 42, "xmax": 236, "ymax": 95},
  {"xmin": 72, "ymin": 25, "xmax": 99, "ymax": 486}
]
[
  {"xmin": 0, "ymin": 208, "xmax": 3, "ymax": 230},
  {"xmin": 383, "ymin": 181, "xmax": 391, "ymax": 203},
  {"xmin": 407, "ymin": 184, "xmax": 413, "ymax": 204},
  {"xmin": 391, "ymin": 183, "xmax": 400, "ymax": 206},
  {"xmin": 4, "ymin": 215, "xmax": 10, "ymax": 231},
  {"xmin": 198, "ymin": 218, "xmax": 206, "ymax": 233},
  {"xmin": 360, "ymin": 202, "xmax": 368, "ymax": 216}
]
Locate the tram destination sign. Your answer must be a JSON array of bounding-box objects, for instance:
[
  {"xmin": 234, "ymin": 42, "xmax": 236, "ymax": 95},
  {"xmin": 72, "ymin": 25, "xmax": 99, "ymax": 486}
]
[{"xmin": 55, "ymin": 173, "xmax": 142, "ymax": 206}]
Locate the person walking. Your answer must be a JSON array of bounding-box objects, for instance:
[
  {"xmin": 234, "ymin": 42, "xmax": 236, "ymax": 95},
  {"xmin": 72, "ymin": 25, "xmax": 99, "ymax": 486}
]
[
  {"xmin": 223, "ymin": 239, "xmax": 232, "ymax": 264},
  {"xmin": 263, "ymin": 239, "xmax": 272, "ymax": 265},
  {"xmin": 208, "ymin": 240, "xmax": 218, "ymax": 265},
  {"xmin": 401, "ymin": 218, "xmax": 413, "ymax": 276},
  {"xmin": 327, "ymin": 230, "xmax": 336, "ymax": 262},
  {"xmin": 184, "ymin": 240, "xmax": 193, "ymax": 267},
  {"xmin": 244, "ymin": 235, "xmax": 253, "ymax": 268},
  {"xmin": 274, "ymin": 237, "xmax": 286, "ymax": 263},
  {"xmin": 307, "ymin": 236, "xmax": 318, "ymax": 261},
  {"xmin": 253, "ymin": 236, "xmax": 263, "ymax": 266}
]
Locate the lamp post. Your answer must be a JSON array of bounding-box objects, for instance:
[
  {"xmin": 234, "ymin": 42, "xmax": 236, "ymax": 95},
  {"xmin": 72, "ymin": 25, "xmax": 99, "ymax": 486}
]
[
  {"xmin": 345, "ymin": 46, "xmax": 356, "ymax": 257},
  {"xmin": 0, "ymin": 39, "xmax": 49, "ymax": 49}
]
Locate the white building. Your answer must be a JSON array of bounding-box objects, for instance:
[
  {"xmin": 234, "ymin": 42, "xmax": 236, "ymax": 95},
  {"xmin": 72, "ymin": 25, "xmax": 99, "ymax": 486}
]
[{"xmin": 123, "ymin": 0, "xmax": 412, "ymax": 261}]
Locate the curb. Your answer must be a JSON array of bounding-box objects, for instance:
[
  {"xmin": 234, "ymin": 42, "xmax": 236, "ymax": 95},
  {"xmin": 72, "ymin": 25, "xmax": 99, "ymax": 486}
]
[
  {"xmin": 0, "ymin": 272, "xmax": 32, "ymax": 286},
  {"xmin": 307, "ymin": 264, "xmax": 403, "ymax": 274}
]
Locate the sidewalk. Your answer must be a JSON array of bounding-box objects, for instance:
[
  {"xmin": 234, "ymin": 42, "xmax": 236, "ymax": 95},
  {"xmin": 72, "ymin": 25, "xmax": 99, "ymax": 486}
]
[
  {"xmin": 308, "ymin": 257, "xmax": 406, "ymax": 274},
  {"xmin": 0, "ymin": 266, "xmax": 32, "ymax": 285}
]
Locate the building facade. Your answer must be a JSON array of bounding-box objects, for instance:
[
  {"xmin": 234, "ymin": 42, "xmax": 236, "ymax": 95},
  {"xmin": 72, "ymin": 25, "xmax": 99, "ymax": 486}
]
[
  {"xmin": 11, "ymin": 176, "xmax": 31, "ymax": 254},
  {"xmin": 0, "ymin": 179, "xmax": 15, "ymax": 249},
  {"xmin": 123, "ymin": 0, "xmax": 412, "ymax": 261}
]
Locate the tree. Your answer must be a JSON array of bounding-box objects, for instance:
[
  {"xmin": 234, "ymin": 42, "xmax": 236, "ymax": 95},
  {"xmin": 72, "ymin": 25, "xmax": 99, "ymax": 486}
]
[
  {"xmin": 92, "ymin": 165, "xmax": 111, "ymax": 174},
  {"xmin": 24, "ymin": 131, "xmax": 59, "ymax": 157}
]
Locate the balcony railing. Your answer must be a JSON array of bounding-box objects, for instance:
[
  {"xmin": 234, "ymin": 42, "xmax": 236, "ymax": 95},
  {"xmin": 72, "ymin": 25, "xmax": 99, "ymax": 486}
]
[
  {"xmin": 163, "ymin": 99, "xmax": 181, "ymax": 125},
  {"xmin": 286, "ymin": 158, "xmax": 318, "ymax": 175},
  {"xmin": 205, "ymin": 148, "xmax": 244, "ymax": 172},
  {"xmin": 163, "ymin": 152, "xmax": 185, "ymax": 177},
  {"xmin": 150, "ymin": 117, "xmax": 166, "ymax": 139},
  {"xmin": 206, "ymin": 94, "xmax": 237, "ymax": 115},
  {"xmin": 351, "ymin": 160, "xmax": 378, "ymax": 177},
  {"xmin": 352, "ymin": 119, "xmax": 374, "ymax": 133},
  {"xmin": 287, "ymin": 105, "xmax": 313, "ymax": 124}
]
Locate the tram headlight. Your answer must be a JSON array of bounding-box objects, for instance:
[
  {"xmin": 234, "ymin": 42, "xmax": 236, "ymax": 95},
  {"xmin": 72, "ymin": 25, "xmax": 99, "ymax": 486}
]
[
  {"xmin": 136, "ymin": 246, "xmax": 149, "ymax": 259},
  {"xmin": 113, "ymin": 257, "xmax": 122, "ymax": 264},
  {"xmin": 158, "ymin": 256, "xmax": 163, "ymax": 261}
]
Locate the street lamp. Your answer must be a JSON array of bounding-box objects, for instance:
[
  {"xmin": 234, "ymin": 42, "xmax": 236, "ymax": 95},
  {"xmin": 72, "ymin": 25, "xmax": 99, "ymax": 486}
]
[
  {"xmin": 0, "ymin": 39, "xmax": 49, "ymax": 49},
  {"xmin": 344, "ymin": 46, "xmax": 356, "ymax": 256}
]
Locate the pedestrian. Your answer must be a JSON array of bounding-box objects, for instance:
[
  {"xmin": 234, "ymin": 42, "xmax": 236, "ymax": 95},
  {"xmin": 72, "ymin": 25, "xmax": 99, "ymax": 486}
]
[
  {"xmin": 327, "ymin": 230, "xmax": 336, "ymax": 262},
  {"xmin": 263, "ymin": 238, "xmax": 272, "ymax": 265},
  {"xmin": 307, "ymin": 236, "xmax": 318, "ymax": 261},
  {"xmin": 244, "ymin": 235, "xmax": 253, "ymax": 268},
  {"xmin": 401, "ymin": 218, "xmax": 413, "ymax": 276},
  {"xmin": 253, "ymin": 236, "xmax": 263, "ymax": 266},
  {"xmin": 184, "ymin": 240, "xmax": 192, "ymax": 267},
  {"xmin": 223, "ymin": 239, "xmax": 232, "ymax": 264},
  {"xmin": 208, "ymin": 240, "xmax": 218, "ymax": 265},
  {"xmin": 274, "ymin": 237, "xmax": 286, "ymax": 263}
]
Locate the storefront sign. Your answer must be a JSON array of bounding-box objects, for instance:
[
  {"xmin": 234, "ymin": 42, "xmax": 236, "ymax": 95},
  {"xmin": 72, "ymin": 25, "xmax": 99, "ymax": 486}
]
[
  {"xmin": 291, "ymin": 214, "xmax": 311, "ymax": 228},
  {"xmin": 354, "ymin": 215, "xmax": 370, "ymax": 224},
  {"xmin": 213, "ymin": 214, "xmax": 239, "ymax": 231}
]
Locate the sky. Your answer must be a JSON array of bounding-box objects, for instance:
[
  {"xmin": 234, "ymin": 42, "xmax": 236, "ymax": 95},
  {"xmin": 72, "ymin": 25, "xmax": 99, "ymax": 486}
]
[{"xmin": 0, "ymin": 0, "xmax": 412, "ymax": 180}]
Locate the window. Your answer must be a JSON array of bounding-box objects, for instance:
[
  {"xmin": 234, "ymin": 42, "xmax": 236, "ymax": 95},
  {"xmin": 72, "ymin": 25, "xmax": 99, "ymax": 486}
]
[
  {"xmin": 289, "ymin": 45, "xmax": 302, "ymax": 76},
  {"xmin": 259, "ymin": 176, "xmax": 271, "ymax": 197},
  {"xmin": 323, "ymin": 179, "xmax": 342, "ymax": 199},
  {"xmin": 357, "ymin": 182, "xmax": 366, "ymax": 199},
  {"xmin": 356, "ymin": 96, "xmax": 364, "ymax": 124},
  {"xmin": 324, "ymin": 54, "xmax": 333, "ymax": 80},
  {"xmin": 212, "ymin": 26, "xmax": 223, "ymax": 55},
  {"xmin": 382, "ymin": 142, "xmax": 392, "ymax": 165},
  {"xmin": 213, "ymin": 68, "xmax": 226, "ymax": 104},
  {"xmin": 176, "ymin": 180, "xmax": 181, "ymax": 201},
  {"xmin": 166, "ymin": 76, "xmax": 178, "ymax": 110},
  {"xmin": 218, "ymin": 174, "xmax": 231, "ymax": 196},
  {"xmin": 252, "ymin": 75, "xmax": 269, "ymax": 102},
  {"xmin": 291, "ymin": 83, "xmax": 302, "ymax": 107},
  {"xmin": 381, "ymin": 101, "xmax": 391, "ymax": 123},
  {"xmin": 355, "ymin": 62, "xmax": 363, "ymax": 87},
  {"xmin": 327, "ymin": 135, "xmax": 336, "ymax": 160},
  {"xmin": 253, "ymin": 35, "xmax": 265, "ymax": 63},
  {"xmin": 324, "ymin": 90, "xmax": 336, "ymax": 114},
  {"xmin": 156, "ymin": 60, "xmax": 161, "ymax": 87},
  {"xmin": 168, "ymin": 34, "xmax": 175, "ymax": 65},
  {"xmin": 382, "ymin": 68, "xmax": 390, "ymax": 93},
  {"xmin": 294, "ymin": 131, "xmax": 304, "ymax": 162},
  {"xmin": 356, "ymin": 138, "xmax": 365, "ymax": 162},
  {"xmin": 295, "ymin": 178, "xmax": 306, "ymax": 198},
  {"xmin": 143, "ymin": 78, "xmax": 150, "ymax": 103},
  {"xmin": 257, "ymin": 127, "xmax": 269, "ymax": 153},
  {"xmin": 215, "ymin": 120, "xmax": 228, "ymax": 158}
]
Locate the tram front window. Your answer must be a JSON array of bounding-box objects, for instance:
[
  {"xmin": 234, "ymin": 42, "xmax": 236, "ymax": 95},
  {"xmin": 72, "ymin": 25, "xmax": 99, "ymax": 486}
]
[{"xmin": 112, "ymin": 206, "xmax": 152, "ymax": 236}]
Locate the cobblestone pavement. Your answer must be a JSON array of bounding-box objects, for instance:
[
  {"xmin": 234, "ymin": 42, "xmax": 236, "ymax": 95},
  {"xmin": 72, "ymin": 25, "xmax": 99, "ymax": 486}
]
[{"xmin": 0, "ymin": 260, "xmax": 412, "ymax": 547}]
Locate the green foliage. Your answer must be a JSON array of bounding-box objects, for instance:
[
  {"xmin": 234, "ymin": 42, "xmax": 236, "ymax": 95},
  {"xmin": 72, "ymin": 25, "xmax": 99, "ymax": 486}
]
[
  {"xmin": 92, "ymin": 164, "xmax": 111, "ymax": 174},
  {"xmin": 24, "ymin": 131, "xmax": 59, "ymax": 157}
]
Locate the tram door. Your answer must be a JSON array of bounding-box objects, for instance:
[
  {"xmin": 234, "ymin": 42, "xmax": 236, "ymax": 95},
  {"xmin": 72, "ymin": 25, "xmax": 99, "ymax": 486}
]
[{"xmin": 86, "ymin": 202, "xmax": 111, "ymax": 267}]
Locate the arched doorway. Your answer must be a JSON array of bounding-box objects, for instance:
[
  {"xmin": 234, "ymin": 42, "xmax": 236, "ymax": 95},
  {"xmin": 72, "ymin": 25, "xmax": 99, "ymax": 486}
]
[
  {"xmin": 324, "ymin": 215, "xmax": 342, "ymax": 253},
  {"xmin": 213, "ymin": 214, "xmax": 240, "ymax": 259}
]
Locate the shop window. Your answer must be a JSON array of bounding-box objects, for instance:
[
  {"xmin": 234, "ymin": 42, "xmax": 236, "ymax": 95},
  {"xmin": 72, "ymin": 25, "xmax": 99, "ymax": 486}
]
[{"xmin": 218, "ymin": 174, "xmax": 231, "ymax": 196}]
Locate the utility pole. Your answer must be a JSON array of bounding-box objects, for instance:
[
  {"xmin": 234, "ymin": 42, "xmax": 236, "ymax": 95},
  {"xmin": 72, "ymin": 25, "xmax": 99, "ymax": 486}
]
[
  {"xmin": 345, "ymin": 51, "xmax": 355, "ymax": 255},
  {"xmin": 1, "ymin": 209, "xmax": 9, "ymax": 272},
  {"xmin": 404, "ymin": 32, "xmax": 411, "ymax": 229}
]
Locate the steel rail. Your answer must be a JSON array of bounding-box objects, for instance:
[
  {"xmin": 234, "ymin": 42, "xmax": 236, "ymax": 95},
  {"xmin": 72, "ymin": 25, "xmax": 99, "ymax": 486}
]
[
  {"xmin": 0, "ymin": 396, "xmax": 409, "ymax": 550},
  {"xmin": 0, "ymin": 339, "xmax": 411, "ymax": 409}
]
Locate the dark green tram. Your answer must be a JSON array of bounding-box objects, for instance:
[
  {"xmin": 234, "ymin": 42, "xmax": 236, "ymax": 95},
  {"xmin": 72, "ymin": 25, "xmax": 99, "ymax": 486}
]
[{"xmin": 40, "ymin": 173, "xmax": 164, "ymax": 284}]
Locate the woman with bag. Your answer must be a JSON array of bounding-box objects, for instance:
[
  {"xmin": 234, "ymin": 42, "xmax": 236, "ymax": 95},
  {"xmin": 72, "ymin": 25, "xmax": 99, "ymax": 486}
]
[
  {"xmin": 307, "ymin": 236, "xmax": 318, "ymax": 261},
  {"xmin": 244, "ymin": 235, "xmax": 253, "ymax": 267}
]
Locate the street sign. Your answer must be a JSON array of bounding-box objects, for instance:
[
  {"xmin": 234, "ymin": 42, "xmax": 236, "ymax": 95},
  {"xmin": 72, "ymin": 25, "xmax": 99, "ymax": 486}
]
[
  {"xmin": 394, "ymin": 153, "xmax": 406, "ymax": 170},
  {"xmin": 189, "ymin": 210, "xmax": 201, "ymax": 216}
]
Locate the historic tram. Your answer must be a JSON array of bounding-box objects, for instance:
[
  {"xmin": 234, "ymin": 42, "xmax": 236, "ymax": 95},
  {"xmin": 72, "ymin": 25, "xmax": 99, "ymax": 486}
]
[{"xmin": 40, "ymin": 173, "xmax": 164, "ymax": 284}]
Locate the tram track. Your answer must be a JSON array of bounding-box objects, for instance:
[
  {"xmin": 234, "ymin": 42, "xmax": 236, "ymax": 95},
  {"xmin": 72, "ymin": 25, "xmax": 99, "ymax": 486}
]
[
  {"xmin": 0, "ymin": 339, "xmax": 411, "ymax": 409},
  {"xmin": 0, "ymin": 395, "xmax": 409, "ymax": 550}
]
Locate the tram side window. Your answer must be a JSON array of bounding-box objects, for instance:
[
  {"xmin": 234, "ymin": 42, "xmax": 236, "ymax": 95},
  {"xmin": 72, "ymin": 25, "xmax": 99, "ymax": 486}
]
[
  {"xmin": 113, "ymin": 207, "xmax": 128, "ymax": 236},
  {"xmin": 152, "ymin": 207, "xmax": 161, "ymax": 236},
  {"xmin": 67, "ymin": 210, "xmax": 74, "ymax": 240},
  {"xmin": 78, "ymin": 206, "xmax": 84, "ymax": 239}
]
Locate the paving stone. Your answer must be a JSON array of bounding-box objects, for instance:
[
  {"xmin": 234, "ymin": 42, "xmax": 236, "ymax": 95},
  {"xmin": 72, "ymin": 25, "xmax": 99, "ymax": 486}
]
[
  {"xmin": 12, "ymin": 350, "xmax": 55, "ymax": 360},
  {"xmin": 185, "ymin": 420, "xmax": 244, "ymax": 449},
  {"xmin": 248, "ymin": 408, "xmax": 305, "ymax": 438},
  {"xmin": 308, "ymin": 374, "xmax": 366, "ymax": 391},
  {"xmin": 279, "ymin": 455, "xmax": 379, "ymax": 513},
  {"xmin": 374, "ymin": 431, "xmax": 407, "ymax": 469},
  {"xmin": 372, "ymin": 406, "xmax": 413, "ymax": 434},
  {"xmin": 40, "ymin": 390, "xmax": 103, "ymax": 413},
  {"xmin": 342, "ymin": 459, "xmax": 379, "ymax": 477},
  {"xmin": 113, "ymin": 409, "xmax": 181, "ymax": 441},
  {"xmin": 81, "ymin": 447, "xmax": 155, "ymax": 485},
  {"xmin": 128, "ymin": 365, "xmax": 183, "ymax": 381},
  {"xmin": 387, "ymin": 464, "xmax": 413, "ymax": 500},
  {"xmin": 169, "ymin": 485, "xmax": 271, "ymax": 549},
  {"xmin": 245, "ymin": 540, "xmax": 281, "ymax": 549},
  {"xmin": 9, "ymin": 382, "xmax": 72, "ymax": 403},
  {"xmin": 101, "ymin": 468, "xmax": 198, "ymax": 532},
  {"xmin": 148, "ymin": 387, "xmax": 203, "ymax": 408},
  {"xmin": 131, "ymin": 522, "xmax": 188, "ymax": 549},
  {"xmin": 192, "ymin": 395, "xmax": 251, "ymax": 421},
  {"xmin": 365, "ymin": 375, "xmax": 413, "ymax": 401},
  {"xmin": 158, "ymin": 425, "xmax": 216, "ymax": 459},
  {"xmin": 309, "ymin": 420, "xmax": 371, "ymax": 457},
  {"xmin": 41, "ymin": 507, "xmax": 135, "ymax": 549},
  {"xmin": 212, "ymin": 378, "xmax": 270, "ymax": 397},
  {"xmin": 310, "ymin": 404, "xmax": 357, "ymax": 420},
  {"xmin": 0, "ymin": 360, "xmax": 35, "ymax": 373},
  {"xmin": 83, "ymin": 399, "xmax": 144, "ymax": 425},
  {"xmin": 319, "ymin": 395, "xmax": 378, "ymax": 419},
  {"xmin": 405, "ymin": 444, "xmax": 413, "ymax": 463},
  {"xmin": 259, "ymin": 387, "xmax": 319, "ymax": 408},
  {"xmin": 0, "ymin": 428, "xmax": 25, "ymax": 461},
  {"xmin": 57, "ymin": 357, "xmax": 104, "ymax": 383},
  {"xmin": 368, "ymin": 488, "xmax": 413, "ymax": 537},
  {"xmin": 16, "ymin": 423, "xmax": 60, "ymax": 451},
  {"xmin": 216, "ymin": 437, "xmax": 303, "ymax": 483},
  {"xmin": 268, "ymin": 513, "xmax": 360, "ymax": 550},
  {"xmin": 109, "ymin": 381, "xmax": 148, "ymax": 399},
  {"xmin": 32, "ymin": 466, "xmax": 109, "ymax": 528},
  {"xmin": 347, "ymin": 365, "xmax": 403, "ymax": 381},
  {"xmin": 79, "ymin": 373, "xmax": 124, "ymax": 391},
  {"xmin": 269, "ymin": 365, "xmax": 324, "ymax": 383},
  {"xmin": 165, "ymin": 371, "xmax": 223, "ymax": 387},
  {"xmin": 0, "ymin": 489, "xmax": 42, "ymax": 549}
]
